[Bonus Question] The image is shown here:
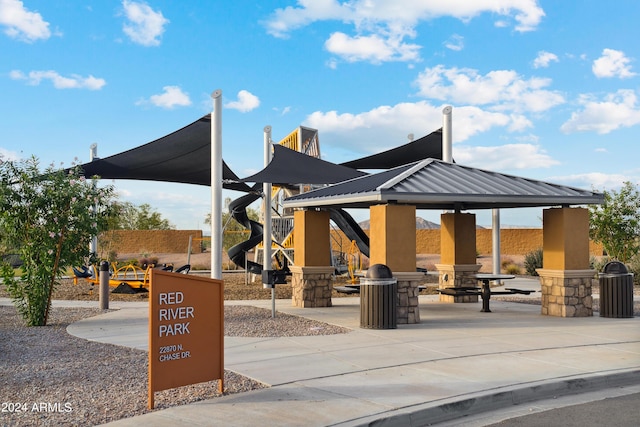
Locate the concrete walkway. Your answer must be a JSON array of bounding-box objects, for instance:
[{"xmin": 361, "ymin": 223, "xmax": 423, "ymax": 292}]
[{"xmin": 18, "ymin": 277, "xmax": 640, "ymax": 426}]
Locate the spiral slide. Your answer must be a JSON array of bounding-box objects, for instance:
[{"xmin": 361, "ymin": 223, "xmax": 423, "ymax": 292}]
[{"xmin": 226, "ymin": 191, "xmax": 264, "ymax": 274}]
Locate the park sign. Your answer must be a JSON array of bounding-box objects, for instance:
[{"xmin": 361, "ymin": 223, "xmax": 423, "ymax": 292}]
[{"xmin": 148, "ymin": 270, "xmax": 224, "ymax": 409}]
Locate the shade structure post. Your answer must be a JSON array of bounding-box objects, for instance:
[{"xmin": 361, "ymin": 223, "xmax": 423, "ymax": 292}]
[
  {"xmin": 211, "ymin": 89, "xmax": 223, "ymax": 279},
  {"xmin": 492, "ymin": 208, "xmax": 501, "ymax": 283},
  {"xmin": 262, "ymin": 126, "xmax": 275, "ymax": 317},
  {"xmin": 89, "ymin": 143, "xmax": 98, "ymax": 257},
  {"xmin": 442, "ymin": 106, "xmax": 452, "ymax": 163}
]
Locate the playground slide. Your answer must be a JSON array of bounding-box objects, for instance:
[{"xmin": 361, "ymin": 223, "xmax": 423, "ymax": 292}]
[
  {"xmin": 329, "ymin": 208, "xmax": 370, "ymax": 258},
  {"xmin": 227, "ymin": 192, "xmax": 264, "ymax": 274}
]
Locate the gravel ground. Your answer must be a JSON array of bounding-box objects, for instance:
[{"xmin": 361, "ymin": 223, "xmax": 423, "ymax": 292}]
[
  {"xmin": 1, "ymin": 263, "xmax": 637, "ymax": 426},
  {"xmin": 0, "ymin": 273, "xmax": 352, "ymax": 427}
]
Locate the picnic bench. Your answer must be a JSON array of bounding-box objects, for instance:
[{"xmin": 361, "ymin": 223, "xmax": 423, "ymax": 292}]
[{"xmin": 437, "ymin": 274, "xmax": 536, "ymax": 312}]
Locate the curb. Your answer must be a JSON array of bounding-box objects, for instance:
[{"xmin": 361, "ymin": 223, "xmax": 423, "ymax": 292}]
[{"xmin": 336, "ymin": 369, "xmax": 640, "ymax": 426}]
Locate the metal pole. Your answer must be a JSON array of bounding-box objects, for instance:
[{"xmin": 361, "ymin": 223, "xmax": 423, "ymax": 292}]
[
  {"xmin": 492, "ymin": 209, "xmax": 501, "ymax": 284},
  {"xmin": 99, "ymin": 261, "xmax": 109, "ymax": 310},
  {"xmin": 89, "ymin": 143, "xmax": 98, "ymax": 257},
  {"xmin": 442, "ymin": 106, "xmax": 452, "ymax": 163},
  {"xmin": 262, "ymin": 126, "xmax": 275, "ymax": 318},
  {"xmin": 187, "ymin": 235, "xmax": 193, "ymax": 266},
  {"xmin": 211, "ymin": 90, "xmax": 223, "ymax": 280}
]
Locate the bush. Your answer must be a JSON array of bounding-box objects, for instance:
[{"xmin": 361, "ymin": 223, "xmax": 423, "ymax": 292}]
[
  {"xmin": 590, "ymin": 256, "xmax": 611, "ymax": 273},
  {"xmin": 501, "ymin": 257, "xmax": 514, "ymax": 269},
  {"xmin": 504, "ymin": 263, "xmax": 521, "ymax": 275},
  {"xmin": 626, "ymin": 254, "xmax": 640, "ymax": 286},
  {"xmin": 524, "ymin": 248, "xmax": 543, "ymax": 276}
]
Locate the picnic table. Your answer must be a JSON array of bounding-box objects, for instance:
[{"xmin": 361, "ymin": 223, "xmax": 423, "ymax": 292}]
[{"xmin": 438, "ymin": 274, "xmax": 535, "ymax": 312}]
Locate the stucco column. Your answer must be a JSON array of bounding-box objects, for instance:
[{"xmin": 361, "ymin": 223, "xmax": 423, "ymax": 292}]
[
  {"xmin": 369, "ymin": 204, "xmax": 421, "ymax": 323},
  {"xmin": 291, "ymin": 209, "xmax": 333, "ymax": 307},
  {"xmin": 538, "ymin": 207, "xmax": 595, "ymax": 317},
  {"xmin": 437, "ymin": 212, "xmax": 481, "ymax": 302}
]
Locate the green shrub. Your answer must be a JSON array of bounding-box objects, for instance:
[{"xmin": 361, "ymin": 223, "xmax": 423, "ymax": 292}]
[
  {"xmin": 626, "ymin": 254, "xmax": 640, "ymax": 286},
  {"xmin": 590, "ymin": 256, "xmax": 611, "ymax": 273},
  {"xmin": 524, "ymin": 248, "xmax": 543, "ymax": 276},
  {"xmin": 504, "ymin": 263, "xmax": 521, "ymax": 275}
]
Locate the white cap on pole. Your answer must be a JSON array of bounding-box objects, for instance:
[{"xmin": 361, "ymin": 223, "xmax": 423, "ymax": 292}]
[
  {"xmin": 442, "ymin": 106, "xmax": 452, "ymax": 163},
  {"xmin": 211, "ymin": 89, "xmax": 223, "ymax": 280}
]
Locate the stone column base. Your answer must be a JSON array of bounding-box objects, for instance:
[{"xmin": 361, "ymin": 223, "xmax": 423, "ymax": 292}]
[
  {"xmin": 537, "ymin": 269, "xmax": 595, "ymax": 317},
  {"xmin": 435, "ymin": 264, "xmax": 482, "ymax": 303},
  {"xmin": 395, "ymin": 272, "xmax": 424, "ymax": 324},
  {"xmin": 290, "ymin": 266, "xmax": 334, "ymax": 308}
]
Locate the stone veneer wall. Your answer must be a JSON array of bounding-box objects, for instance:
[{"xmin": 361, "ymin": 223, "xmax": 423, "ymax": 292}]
[
  {"xmin": 395, "ymin": 272, "xmax": 424, "ymax": 324},
  {"xmin": 537, "ymin": 269, "xmax": 595, "ymax": 317},
  {"xmin": 290, "ymin": 266, "xmax": 334, "ymax": 308},
  {"xmin": 435, "ymin": 264, "xmax": 481, "ymax": 303}
]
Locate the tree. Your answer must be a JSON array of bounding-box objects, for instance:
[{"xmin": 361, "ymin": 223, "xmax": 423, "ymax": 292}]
[
  {"xmin": 589, "ymin": 181, "xmax": 640, "ymax": 262},
  {"xmin": 0, "ymin": 157, "xmax": 113, "ymax": 326},
  {"xmin": 106, "ymin": 202, "xmax": 174, "ymax": 230}
]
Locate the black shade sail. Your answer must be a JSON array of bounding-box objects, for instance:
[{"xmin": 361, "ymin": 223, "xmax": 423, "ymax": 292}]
[
  {"xmin": 340, "ymin": 129, "xmax": 443, "ymax": 169},
  {"xmin": 239, "ymin": 144, "xmax": 368, "ymax": 185},
  {"xmin": 79, "ymin": 114, "xmax": 252, "ymax": 193}
]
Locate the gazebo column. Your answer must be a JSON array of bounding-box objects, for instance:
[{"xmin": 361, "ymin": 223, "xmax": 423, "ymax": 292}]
[
  {"xmin": 436, "ymin": 212, "xmax": 481, "ymax": 303},
  {"xmin": 537, "ymin": 207, "xmax": 595, "ymax": 317},
  {"xmin": 291, "ymin": 209, "xmax": 334, "ymax": 308},
  {"xmin": 370, "ymin": 204, "xmax": 422, "ymax": 324}
]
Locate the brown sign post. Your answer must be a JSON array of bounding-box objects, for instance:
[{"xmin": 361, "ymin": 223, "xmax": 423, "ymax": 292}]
[{"xmin": 148, "ymin": 270, "xmax": 224, "ymax": 409}]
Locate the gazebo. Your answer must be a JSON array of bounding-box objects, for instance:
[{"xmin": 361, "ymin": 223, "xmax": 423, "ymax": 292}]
[{"xmin": 282, "ymin": 158, "xmax": 604, "ymax": 320}]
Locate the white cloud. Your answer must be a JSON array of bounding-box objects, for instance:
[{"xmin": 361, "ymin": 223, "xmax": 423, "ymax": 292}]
[
  {"xmin": 0, "ymin": 0, "xmax": 51, "ymax": 42},
  {"xmin": 444, "ymin": 34, "xmax": 464, "ymax": 51},
  {"xmin": 138, "ymin": 86, "xmax": 191, "ymax": 109},
  {"xmin": 0, "ymin": 147, "xmax": 20, "ymax": 161},
  {"xmin": 533, "ymin": 51, "xmax": 558, "ymax": 68},
  {"xmin": 548, "ymin": 172, "xmax": 634, "ymax": 191},
  {"xmin": 264, "ymin": 1, "xmax": 544, "ymax": 63},
  {"xmin": 122, "ymin": 0, "xmax": 169, "ymax": 47},
  {"xmin": 9, "ymin": 69, "xmax": 106, "ymax": 90},
  {"xmin": 325, "ymin": 31, "xmax": 420, "ymax": 63},
  {"xmin": 453, "ymin": 144, "xmax": 559, "ymax": 170},
  {"xmin": 560, "ymin": 89, "xmax": 640, "ymax": 134},
  {"xmin": 304, "ymin": 101, "xmax": 517, "ymax": 154},
  {"xmin": 225, "ymin": 90, "xmax": 260, "ymax": 113},
  {"xmin": 592, "ymin": 48, "xmax": 636, "ymax": 78},
  {"xmin": 414, "ymin": 65, "xmax": 565, "ymax": 113}
]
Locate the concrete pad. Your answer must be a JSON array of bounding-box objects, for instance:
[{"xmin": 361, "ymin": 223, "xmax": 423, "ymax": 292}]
[{"xmin": 31, "ymin": 294, "xmax": 640, "ymax": 426}]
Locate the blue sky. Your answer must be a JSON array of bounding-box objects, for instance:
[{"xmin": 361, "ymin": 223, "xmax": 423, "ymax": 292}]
[{"xmin": 1, "ymin": 0, "xmax": 639, "ymax": 231}]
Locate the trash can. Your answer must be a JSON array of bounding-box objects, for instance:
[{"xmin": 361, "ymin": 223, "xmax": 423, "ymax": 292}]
[
  {"xmin": 360, "ymin": 264, "xmax": 397, "ymax": 329},
  {"xmin": 598, "ymin": 261, "xmax": 634, "ymax": 318}
]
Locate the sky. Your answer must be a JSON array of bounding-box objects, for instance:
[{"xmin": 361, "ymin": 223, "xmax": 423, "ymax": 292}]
[{"xmin": 1, "ymin": 0, "xmax": 639, "ymax": 231}]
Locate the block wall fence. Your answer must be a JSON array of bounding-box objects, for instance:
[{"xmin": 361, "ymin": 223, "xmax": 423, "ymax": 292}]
[
  {"xmin": 331, "ymin": 228, "xmax": 604, "ymax": 256},
  {"xmin": 99, "ymin": 228, "xmax": 604, "ymax": 257},
  {"xmin": 100, "ymin": 230, "xmax": 203, "ymax": 255}
]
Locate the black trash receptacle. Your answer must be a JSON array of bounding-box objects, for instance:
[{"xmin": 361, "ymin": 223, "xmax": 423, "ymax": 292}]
[
  {"xmin": 598, "ymin": 261, "xmax": 634, "ymax": 318},
  {"xmin": 360, "ymin": 264, "xmax": 397, "ymax": 329}
]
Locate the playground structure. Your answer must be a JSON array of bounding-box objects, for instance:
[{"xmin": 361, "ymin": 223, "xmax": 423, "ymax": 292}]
[
  {"xmin": 226, "ymin": 126, "xmax": 370, "ymax": 279},
  {"xmin": 73, "ymin": 262, "xmax": 190, "ymax": 293}
]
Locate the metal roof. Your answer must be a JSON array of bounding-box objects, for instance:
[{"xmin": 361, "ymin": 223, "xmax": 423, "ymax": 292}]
[{"xmin": 283, "ymin": 158, "xmax": 604, "ymax": 210}]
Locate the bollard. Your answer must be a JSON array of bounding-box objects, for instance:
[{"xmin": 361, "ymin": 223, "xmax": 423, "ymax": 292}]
[{"xmin": 99, "ymin": 261, "xmax": 109, "ymax": 310}]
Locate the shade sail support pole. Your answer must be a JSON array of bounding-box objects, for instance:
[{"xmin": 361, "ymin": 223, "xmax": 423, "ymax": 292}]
[
  {"xmin": 211, "ymin": 89, "xmax": 223, "ymax": 280},
  {"xmin": 262, "ymin": 126, "xmax": 275, "ymax": 317},
  {"xmin": 492, "ymin": 208, "xmax": 501, "ymax": 284},
  {"xmin": 442, "ymin": 106, "xmax": 452, "ymax": 163}
]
